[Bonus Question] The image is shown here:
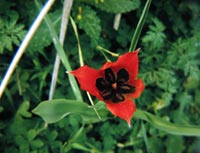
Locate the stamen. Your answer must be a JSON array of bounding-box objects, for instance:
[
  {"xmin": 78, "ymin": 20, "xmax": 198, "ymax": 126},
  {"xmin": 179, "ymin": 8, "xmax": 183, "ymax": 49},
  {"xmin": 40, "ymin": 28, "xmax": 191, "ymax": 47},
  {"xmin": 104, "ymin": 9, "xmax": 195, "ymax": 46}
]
[
  {"xmin": 117, "ymin": 68, "xmax": 129, "ymax": 82},
  {"xmin": 96, "ymin": 68, "xmax": 135, "ymax": 103},
  {"xmin": 112, "ymin": 92, "xmax": 125, "ymax": 102},
  {"xmin": 101, "ymin": 90, "xmax": 113, "ymax": 100},
  {"xmin": 96, "ymin": 78, "xmax": 109, "ymax": 91},
  {"xmin": 118, "ymin": 84, "xmax": 135, "ymax": 94},
  {"xmin": 105, "ymin": 68, "xmax": 116, "ymax": 84}
]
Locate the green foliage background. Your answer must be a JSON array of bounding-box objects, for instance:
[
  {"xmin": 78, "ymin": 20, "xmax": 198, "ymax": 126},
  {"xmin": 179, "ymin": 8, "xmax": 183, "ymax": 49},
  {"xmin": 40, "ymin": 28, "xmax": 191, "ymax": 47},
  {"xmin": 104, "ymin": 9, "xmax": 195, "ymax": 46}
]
[{"xmin": 0, "ymin": 0, "xmax": 200, "ymax": 152}]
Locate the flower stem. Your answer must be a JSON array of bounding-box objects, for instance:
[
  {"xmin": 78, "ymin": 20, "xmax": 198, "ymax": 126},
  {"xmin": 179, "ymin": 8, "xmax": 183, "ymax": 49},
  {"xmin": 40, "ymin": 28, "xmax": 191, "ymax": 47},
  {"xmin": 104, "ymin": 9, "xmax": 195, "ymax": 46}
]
[
  {"xmin": 96, "ymin": 45, "xmax": 119, "ymax": 57},
  {"xmin": 100, "ymin": 50, "xmax": 111, "ymax": 62},
  {"xmin": 70, "ymin": 17, "xmax": 84, "ymax": 67},
  {"xmin": 86, "ymin": 92, "xmax": 102, "ymax": 120},
  {"xmin": 70, "ymin": 17, "xmax": 101, "ymax": 120}
]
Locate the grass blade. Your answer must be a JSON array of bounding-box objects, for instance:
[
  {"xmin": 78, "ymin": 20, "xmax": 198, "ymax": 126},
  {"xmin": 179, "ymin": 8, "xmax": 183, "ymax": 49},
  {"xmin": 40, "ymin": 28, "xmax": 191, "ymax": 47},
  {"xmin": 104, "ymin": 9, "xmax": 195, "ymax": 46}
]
[
  {"xmin": 49, "ymin": 0, "xmax": 74, "ymax": 100},
  {"xmin": 142, "ymin": 121, "xmax": 150, "ymax": 153},
  {"xmin": 35, "ymin": 0, "xmax": 82, "ymax": 101},
  {"xmin": 69, "ymin": 17, "xmax": 84, "ymax": 67},
  {"xmin": 134, "ymin": 109, "xmax": 200, "ymax": 136},
  {"xmin": 70, "ymin": 17, "xmax": 101, "ymax": 120},
  {"xmin": 129, "ymin": 0, "xmax": 151, "ymax": 51}
]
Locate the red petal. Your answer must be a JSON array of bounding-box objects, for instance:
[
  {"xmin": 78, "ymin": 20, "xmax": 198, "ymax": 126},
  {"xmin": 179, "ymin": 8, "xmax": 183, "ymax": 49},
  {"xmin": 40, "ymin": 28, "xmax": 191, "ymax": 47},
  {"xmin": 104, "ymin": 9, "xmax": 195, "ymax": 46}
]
[
  {"xmin": 106, "ymin": 99, "xmax": 136, "ymax": 125},
  {"xmin": 127, "ymin": 79, "xmax": 145, "ymax": 99},
  {"xmin": 70, "ymin": 66, "xmax": 103, "ymax": 100},
  {"xmin": 100, "ymin": 49, "xmax": 140, "ymax": 80}
]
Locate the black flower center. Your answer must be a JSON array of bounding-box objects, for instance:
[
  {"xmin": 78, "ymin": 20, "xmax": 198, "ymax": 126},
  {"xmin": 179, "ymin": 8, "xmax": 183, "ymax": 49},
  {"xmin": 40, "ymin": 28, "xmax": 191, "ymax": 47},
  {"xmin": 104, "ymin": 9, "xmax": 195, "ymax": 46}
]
[{"xmin": 96, "ymin": 68, "xmax": 135, "ymax": 103}]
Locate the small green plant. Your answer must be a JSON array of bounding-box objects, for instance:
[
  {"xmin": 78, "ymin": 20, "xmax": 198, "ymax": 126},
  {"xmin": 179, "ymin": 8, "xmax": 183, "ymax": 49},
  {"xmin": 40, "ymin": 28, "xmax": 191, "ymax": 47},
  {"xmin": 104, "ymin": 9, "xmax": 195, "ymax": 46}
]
[{"xmin": 0, "ymin": 12, "xmax": 26, "ymax": 54}]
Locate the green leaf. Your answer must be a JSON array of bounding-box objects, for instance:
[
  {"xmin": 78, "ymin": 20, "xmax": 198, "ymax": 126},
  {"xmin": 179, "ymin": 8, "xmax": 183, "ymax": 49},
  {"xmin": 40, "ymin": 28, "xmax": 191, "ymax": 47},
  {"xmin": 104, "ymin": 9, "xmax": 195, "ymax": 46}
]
[
  {"xmin": 134, "ymin": 109, "xmax": 200, "ymax": 136},
  {"xmin": 148, "ymin": 137, "xmax": 164, "ymax": 153},
  {"xmin": 70, "ymin": 17, "xmax": 84, "ymax": 66},
  {"xmin": 28, "ymin": 10, "xmax": 61, "ymax": 52},
  {"xmin": 27, "ymin": 129, "xmax": 37, "ymax": 141},
  {"xmin": 166, "ymin": 135, "xmax": 185, "ymax": 153},
  {"xmin": 48, "ymin": 130, "xmax": 58, "ymax": 141},
  {"xmin": 17, "ymin": 101, "xmax": 32, "ymax": 118},
  {"xmin": 30, "ymin": 139, "xmax": 44, "ymax": 149},
  {"xmin": 71, "ymin": 143, "xmax": 91, "ymax": 152},
  {"xmin": 142, "ymin": 18, "xmax": 166, "ymax": 49},
  {"xmin": 0, "ymin": 12, "xmax": 26, "ymax": 54},
  {"xmin": 15, "ymin": 135, "xmax": 29, "ymax": 152},
  {"xmin": 35, "ymin": 0, "xmax": 83, "ymax": 101},
  {"xmin": 0, "ymin": 106, "xmax": 3, "ymax": 112},
  {"xmin": 32, "ymin": 99, "xmax": 108, "ymax": 123},
  {"xmin": 78, "ymin": 6, "xmax": 101, "ymax": 41},
  {"xmin": 103, "ymin": 135, "xmax": 116, "ymax": 151},
  {"xmin": 129, "ymin": 0, "xmax": 151, "ymax": 51},
  {"xmin": 87, "ymin": 0, "xmax": 140, "ymax": 13},
  {"xmin": 176, "ymin": 92, "xmax": 192, "ymax": 112},
  {"xmin": 142, "ymin": 122, "xmax": 150, "ymax": 153}
]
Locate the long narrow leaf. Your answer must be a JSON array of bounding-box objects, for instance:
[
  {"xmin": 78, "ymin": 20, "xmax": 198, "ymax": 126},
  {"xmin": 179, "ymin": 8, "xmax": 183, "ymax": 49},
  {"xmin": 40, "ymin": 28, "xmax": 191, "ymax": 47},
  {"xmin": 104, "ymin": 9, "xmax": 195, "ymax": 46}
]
[
  {"xmin": 35, "ymin": 0, "xmax": 82, "ymax": 101},
  {"xmin": 134, "ymin": 109, "xmax": 200, "ymax": 136},
  {"xmin": 142, "ymin": 121, "xmax": 150, "ymax": 153},
  {"xmin": 129, "ymin": 0, "xmax": 151, "ymax": 51},
  {"xmin": 49, "ymin": 0, "xmax": 74, "ymax": 100},
  {"xmin": 70, "ymin": 17, "xmax": 101, "ymax": 120},
  {"xmin": 69, "ymin": 17, "xmax": 84, "ymax": 66}
]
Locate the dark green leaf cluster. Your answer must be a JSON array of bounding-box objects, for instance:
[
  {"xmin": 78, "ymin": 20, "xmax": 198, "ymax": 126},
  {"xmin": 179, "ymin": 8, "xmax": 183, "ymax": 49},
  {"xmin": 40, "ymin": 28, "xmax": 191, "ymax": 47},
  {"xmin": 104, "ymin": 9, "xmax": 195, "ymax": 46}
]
[
  {"xmin": 81, "ymin": 0, "xmax": 140, "ymax": 13},
  {"xmin": 0, "ymin": 11, "xmax": 26, "ymax": 54},
  {"xmin": 142, "ymin": 18, "xmax": 166, "ymax": 50},
  {"xmin": 77, "ymin": 6, "xmax": 101, "ymax": 43},
  {"xmin": 27, "ymin": 10, "xmax": 62, "ymax": 53}
]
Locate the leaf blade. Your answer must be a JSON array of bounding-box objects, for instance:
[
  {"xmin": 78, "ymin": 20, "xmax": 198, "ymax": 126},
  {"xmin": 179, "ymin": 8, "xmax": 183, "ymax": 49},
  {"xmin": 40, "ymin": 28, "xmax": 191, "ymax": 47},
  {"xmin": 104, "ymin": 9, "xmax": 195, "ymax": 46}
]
[
  {"xmin": 32, "ymin": 99, "xmax": 108, "ymax": 123},
  {"xmin": 129, "ymin": 0, "xmax": 151, "ymax": 51},
  {"xmin": 35, "ymin": 0, "xmax": 83, "ymax": 101},
  {"xmin": 134, "ymin": 109, "xmax": 200, "ymax": 136}
]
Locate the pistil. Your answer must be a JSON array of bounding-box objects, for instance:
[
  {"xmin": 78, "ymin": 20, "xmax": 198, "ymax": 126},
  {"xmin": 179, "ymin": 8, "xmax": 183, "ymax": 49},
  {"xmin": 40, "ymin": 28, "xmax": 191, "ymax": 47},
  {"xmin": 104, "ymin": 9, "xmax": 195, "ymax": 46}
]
[{"xmin": 112, "ymin": 83, "xmax": 117, "ymax": 89}]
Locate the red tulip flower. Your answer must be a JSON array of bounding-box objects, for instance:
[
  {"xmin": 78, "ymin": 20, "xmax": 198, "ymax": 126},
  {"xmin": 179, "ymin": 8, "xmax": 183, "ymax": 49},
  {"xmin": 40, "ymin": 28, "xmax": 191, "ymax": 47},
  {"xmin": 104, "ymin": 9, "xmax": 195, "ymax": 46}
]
[{"xmin": 70, "ymin": 49, "xmax": 144, "ymax": 125}]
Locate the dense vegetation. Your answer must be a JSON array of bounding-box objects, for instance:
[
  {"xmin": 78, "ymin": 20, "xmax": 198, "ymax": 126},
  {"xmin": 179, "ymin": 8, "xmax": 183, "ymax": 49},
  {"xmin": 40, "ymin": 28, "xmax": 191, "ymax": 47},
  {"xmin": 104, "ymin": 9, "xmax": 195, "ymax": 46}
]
[{"xmin": 0, "ymin": 0, "xmax": 200, "ymax": 152}]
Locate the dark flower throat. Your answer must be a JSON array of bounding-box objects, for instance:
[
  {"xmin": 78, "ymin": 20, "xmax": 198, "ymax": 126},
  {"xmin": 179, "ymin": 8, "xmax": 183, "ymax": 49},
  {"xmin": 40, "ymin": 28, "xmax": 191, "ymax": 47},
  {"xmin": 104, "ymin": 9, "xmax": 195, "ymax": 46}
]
[{"xmin": 96, "ymin": 68, "xmax": 135, "ymax": 103}]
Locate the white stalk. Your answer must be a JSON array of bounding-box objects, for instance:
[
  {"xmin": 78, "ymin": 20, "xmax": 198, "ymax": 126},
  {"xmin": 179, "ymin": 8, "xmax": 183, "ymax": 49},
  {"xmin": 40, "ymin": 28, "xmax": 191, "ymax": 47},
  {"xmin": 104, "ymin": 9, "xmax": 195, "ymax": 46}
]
[
  {"xmin": 0, "ymin": 0, "xmax": 56, "ymax": 98},
  {"xmin": 113, "ymin": 13, "xmax": 121, "ymax": 30},
  {"xmin": 48, "ymin": 0, "xmax": 74, "ymax": 100}
]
